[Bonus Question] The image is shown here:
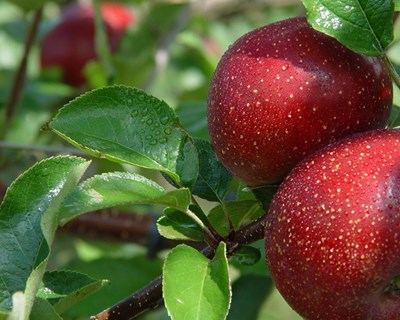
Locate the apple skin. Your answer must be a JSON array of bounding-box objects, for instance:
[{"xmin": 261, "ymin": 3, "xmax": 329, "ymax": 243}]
[
  {"xmin": 40, "ymin": 3, "xmax": 134, "ymax": 86},
  {"xmin": 207, "ymin": 17, "xmax": 392, "ymax": 187},
  {"xmin": 265, "ymin": 129, "xmax": 400, "ymax": 320}
]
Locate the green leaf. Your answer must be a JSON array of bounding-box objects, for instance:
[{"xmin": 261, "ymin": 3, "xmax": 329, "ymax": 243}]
[
  {"xmin": 302, "ymin": 0, "xmax": 394, "ymax": 56},
  {"xmin": 59, "ymin": 171, "xmax": 192, "ymax": 225},
  {"xmin": 236, "ymin": 182, "xmax": 257, "ymax": 201},
  {"xmin": 191, "ymin": 139, "xmax": 232, "ymax": 202},
  {"xmin": 157, "ymin": 208, "xmax": 205, "ymax": 241},
  {"xmin": 175, "ymin": 138, "xmax": 199, "ymax": 188},
  {"xmin": 232, "ymin": 245, "xmax": 261, "ymax": 266},
  {"xmin": 64, "ymin": 256, "xmax": 162, "ymax": 318},
  {"xmin": 49, "ymin": 85, "xmax": 198, "ymax": 187},
  {"xmin": 395, "ymin": 0, "xmax": 400, "ymax": 11},
  {"xmin": 8, "ymin": 294, "xmax": 64, "ymax": 320},
  {"xmin": 208, "ymin": 201, "xmax": 264, "ymax": 237},
  {"xmin": 30, "ymin": 297, "xmax": 63, "ymax": 320},
  {"xmin": 37, "ymin": 270, "xmax": 108, "ymax": 314},
  {"xmin": 0, "ymin": 156, "xmax": 90, "ymax": 316},
  {"xmin": 163, "ymin": 243, "xmax": 231, "ymax": 320}
]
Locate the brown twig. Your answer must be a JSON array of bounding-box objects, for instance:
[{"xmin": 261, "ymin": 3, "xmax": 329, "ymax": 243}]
[
  {"xmin": 91, "ymin": 214, "xmax": 268, "ymax": 320},
  {"xmin": 4, "ymin": 9, "xmax": 43, "ymax": 133},
  {"xmin": 59, "ymin": 210, "xmax": 153, "ymax": 245},
  {"xmin": 59, "ymin": 210, "xmax": 206, "ymax": 257}
]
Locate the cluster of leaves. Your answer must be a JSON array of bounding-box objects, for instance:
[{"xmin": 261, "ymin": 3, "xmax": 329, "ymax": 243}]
[
  {"xmin": 0, "ymin": 0, "xmax": 400, "ymax": 320},
  {"xmin": 0, "ymin": 84, "xmax": 267, "ymax": 319}
]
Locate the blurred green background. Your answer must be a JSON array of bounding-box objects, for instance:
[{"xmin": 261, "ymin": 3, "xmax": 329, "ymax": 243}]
[{"xmin": 1, "ymin": 0, "xmax": 399, "ymax": 319}]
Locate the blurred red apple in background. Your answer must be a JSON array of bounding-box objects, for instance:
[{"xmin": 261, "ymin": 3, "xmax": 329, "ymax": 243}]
[{"xmin": 40, "ymin": 2, "xmax": 135, "ymax": 86}]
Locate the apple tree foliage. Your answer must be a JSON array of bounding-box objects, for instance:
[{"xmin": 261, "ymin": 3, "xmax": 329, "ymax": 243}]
[{"xmin": 0, "ymin": 0, "xmax": 399, "ymax": 320}]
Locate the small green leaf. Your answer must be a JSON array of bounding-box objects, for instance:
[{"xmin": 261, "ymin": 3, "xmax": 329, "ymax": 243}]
[
  {"xmin": 64, "ymin": 256, "xmax": 162, "ymax": 318},
  {"xmin": 232, "ymin": 246, "xmax": 261, "ymax": 266},
  {"xmin": 49, "ymin": 85, "xmax": 198, "ymax": 187},
  {"xmin": 208, "ymin": 201, "xmax": 264, "ymax": 237},
  {"xmin": 157, "ymin": 208, "xmax": 205, "ymax": 241},
  {"xmin": 191, "ymin": 139, "xmax": 232, "ymax": 202},
  {"xmin": 395, "ymin": 0, "xmax": 400, "ymax": 11},
  {"xmin": 30, "ymin": 298, "xmax": 63, "ymax": 320},
  {"xmin": 0, "ymin": 156, "xmax": 90, "ymax": 316},
  {"xmin": 236, "ymin": 183, "xmax": 257, "ymax": 201},
  {"xmin": 302, "ymin": 0, "xmax": 394, "ymax": 56},
  {"xmin": 37, "ymin": 270, "xmax": 108, "ymax": 314},
  {"xmin": 230, "ymin": 240, "xmax": 270, "ymax": 276},
  {"xmin": 388, "ymin": 104, "xmax": 400, "ymax": 128},
  {"xmin": 59, "ymin": 172, "xmax": 192, "ymax": 224},
  {"xmin": 163, "ymin": 243, "xmax": 231, "ymax": 320}
]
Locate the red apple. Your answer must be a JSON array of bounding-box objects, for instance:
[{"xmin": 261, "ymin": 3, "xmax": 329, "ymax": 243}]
[
  {"xmin": 265, "ymin": 129, "xmax": 400, "ymax": 320},
  {"xmin": 40, "ymin": 3, "xmax": 135, "ymax": 86},
  {"xmin": 61, "ymin": 3, "xmax": 134, "ymax": 34},
  {"xmin": 207, "ymin": 17, "xmax": 392, "ymax": 186}
]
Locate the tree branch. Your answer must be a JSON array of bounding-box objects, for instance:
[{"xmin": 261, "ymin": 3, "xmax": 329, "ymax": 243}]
[
  {"xmin": 91, "ymin": 214, "xmax": 268, "ymax": 320},
  {"xmin": 59, "ymin": 210, "xmax": 153, "ymax": 246},
  {"xmin": 3, "ymin": 9, "xmax": 43, "ymax": 136}
]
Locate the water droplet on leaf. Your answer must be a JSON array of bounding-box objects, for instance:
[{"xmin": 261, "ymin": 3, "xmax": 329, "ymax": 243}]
[{"xmin": 160, "ymin": 115, "xmax": 169, "ymax": 125}]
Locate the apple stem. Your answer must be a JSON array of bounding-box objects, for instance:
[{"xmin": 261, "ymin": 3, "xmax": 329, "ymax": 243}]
[{"xmin": 383, "ymin": 54, "xmax": 400, "ymax": 91}]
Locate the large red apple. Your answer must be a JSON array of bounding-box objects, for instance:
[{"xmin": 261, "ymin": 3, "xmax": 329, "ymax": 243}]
[
  {"xmin": 207, "ymin": 17, "xmax": 392, "ymax": 186},
  {"xmin": 265, "ymin": 129, "xmax": 400, "ymax": 320},
  {"xmin": 40, "ymin": 3, "xmax": 134, "ymax": 86}
]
